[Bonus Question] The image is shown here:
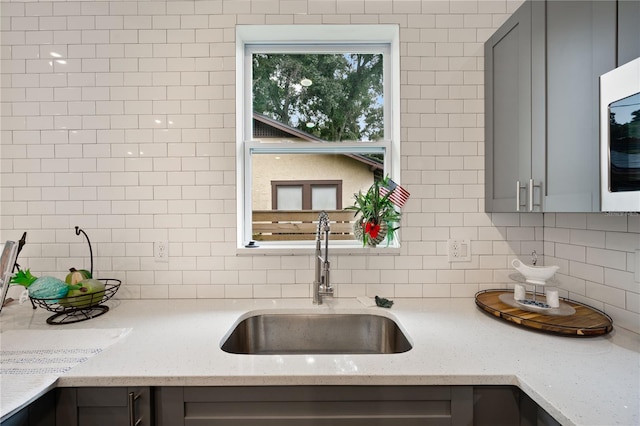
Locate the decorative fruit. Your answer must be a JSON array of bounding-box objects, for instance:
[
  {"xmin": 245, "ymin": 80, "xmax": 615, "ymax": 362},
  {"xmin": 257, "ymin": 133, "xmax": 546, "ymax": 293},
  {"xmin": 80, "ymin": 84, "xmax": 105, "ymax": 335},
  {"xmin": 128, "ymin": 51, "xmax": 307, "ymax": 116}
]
[
  {"xmin": 28, "ymin": 276, "xmax": 79, "ymax": 302},
  {"xmin": 59, "ymin": 278, "xmax": 105, "ymax": 308},
  {"xmin": 65, "ymin": 268, "xmax": 92, "ymax": 286},
  {"xmin": 10, "ymin": 269, "xmax": 38, "ymax": 287},
  {"xmin": 11, "ymin": 269, "xmax": 81, "ymax": 303}
]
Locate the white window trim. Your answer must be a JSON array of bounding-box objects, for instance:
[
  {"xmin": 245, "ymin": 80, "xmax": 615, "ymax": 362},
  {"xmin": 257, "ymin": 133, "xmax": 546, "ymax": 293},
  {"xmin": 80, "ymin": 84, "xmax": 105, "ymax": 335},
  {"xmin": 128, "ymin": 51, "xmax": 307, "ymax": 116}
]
[{"xmin": 236, "ymin": 25, "xmax": 401, "ymax": 253}]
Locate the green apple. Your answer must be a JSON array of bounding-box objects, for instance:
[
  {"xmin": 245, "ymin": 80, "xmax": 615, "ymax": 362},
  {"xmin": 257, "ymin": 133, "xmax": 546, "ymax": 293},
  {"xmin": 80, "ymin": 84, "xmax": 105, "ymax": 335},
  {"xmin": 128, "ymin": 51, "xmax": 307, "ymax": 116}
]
[
  {"xmin": 60, "ymin": 278, "xmax": 105, "ymax": 308},
  {"xmin": 65, "ymin": 268, "xmax": 92, "ymax": 286}
]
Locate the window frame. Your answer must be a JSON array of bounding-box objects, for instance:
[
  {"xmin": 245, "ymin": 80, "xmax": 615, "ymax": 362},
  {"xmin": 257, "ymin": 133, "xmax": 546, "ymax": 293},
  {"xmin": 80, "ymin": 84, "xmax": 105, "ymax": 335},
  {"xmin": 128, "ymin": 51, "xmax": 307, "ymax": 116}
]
[{"xmin": 236, "ymin": 25, "xmax": 401, "ymax": 251}]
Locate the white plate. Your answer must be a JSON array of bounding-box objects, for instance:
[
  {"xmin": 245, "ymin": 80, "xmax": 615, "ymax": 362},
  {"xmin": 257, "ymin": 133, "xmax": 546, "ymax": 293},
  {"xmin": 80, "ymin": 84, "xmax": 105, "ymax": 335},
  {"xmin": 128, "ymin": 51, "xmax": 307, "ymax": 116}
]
[{"xmin": 498, "ymin": 292, "xmax": 576, "ymax": 316}]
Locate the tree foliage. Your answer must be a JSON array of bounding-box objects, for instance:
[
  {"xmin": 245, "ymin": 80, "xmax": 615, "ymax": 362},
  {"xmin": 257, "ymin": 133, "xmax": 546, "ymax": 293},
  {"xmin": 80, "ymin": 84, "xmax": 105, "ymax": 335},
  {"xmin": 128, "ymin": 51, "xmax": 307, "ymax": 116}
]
[{"xmin": 252, "ymin": 53, "xmax": 384, "ymax": 141}]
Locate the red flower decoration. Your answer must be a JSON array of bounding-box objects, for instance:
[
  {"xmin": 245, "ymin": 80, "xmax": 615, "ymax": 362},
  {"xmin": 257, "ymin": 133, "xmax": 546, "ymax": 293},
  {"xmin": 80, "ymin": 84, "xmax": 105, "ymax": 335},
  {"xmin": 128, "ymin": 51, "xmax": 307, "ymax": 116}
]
[{"xmin": 364, "ymin": 221, "xmax": 380, "ymax": 239}]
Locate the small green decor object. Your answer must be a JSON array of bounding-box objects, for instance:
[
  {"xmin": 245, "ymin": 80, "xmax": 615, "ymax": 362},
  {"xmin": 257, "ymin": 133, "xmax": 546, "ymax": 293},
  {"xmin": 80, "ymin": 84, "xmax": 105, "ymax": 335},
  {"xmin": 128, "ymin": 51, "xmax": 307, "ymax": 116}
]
[
  {"xmin": 375, "ymin": 295, "xmax": 394, "ymax": 308},
  {"xmin": 347, "ymin": 177, "xmax": 402, "ymax": 247}
]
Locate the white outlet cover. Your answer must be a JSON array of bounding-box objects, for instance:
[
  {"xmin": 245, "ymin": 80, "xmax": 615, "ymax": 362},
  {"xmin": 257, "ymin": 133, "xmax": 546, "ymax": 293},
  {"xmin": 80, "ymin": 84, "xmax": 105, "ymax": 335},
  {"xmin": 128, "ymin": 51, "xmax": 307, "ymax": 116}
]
[
  {"xmin": 154, "ymin": 241, "xmax": 169, "ymax": 263},
  {"xmin": 448, "ymin": 239, "xmax": 471, "ymax": 262}
]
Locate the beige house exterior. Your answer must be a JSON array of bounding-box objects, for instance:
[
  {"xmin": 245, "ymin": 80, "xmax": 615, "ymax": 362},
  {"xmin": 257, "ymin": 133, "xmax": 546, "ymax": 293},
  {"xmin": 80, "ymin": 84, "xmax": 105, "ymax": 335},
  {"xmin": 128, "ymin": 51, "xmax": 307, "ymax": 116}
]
[{"xmin": 250, "ymin": 114, "xmax": 381, "ymax": 212}]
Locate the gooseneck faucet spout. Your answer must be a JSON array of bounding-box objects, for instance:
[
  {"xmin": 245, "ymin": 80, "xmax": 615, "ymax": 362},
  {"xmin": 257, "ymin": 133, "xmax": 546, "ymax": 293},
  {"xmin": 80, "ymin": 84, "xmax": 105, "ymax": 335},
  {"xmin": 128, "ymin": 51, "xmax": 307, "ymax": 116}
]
[{"xmin": 313, "ymin": 211, "xmax": 333, "ymax": 304}]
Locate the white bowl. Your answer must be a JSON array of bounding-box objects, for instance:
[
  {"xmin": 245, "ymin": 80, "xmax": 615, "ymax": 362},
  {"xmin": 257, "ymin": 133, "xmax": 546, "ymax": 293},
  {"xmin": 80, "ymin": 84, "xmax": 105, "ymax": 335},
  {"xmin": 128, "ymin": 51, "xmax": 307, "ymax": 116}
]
[{"xmin": 511, "ymin": 258, "xmax": 559, "ymax": 285}]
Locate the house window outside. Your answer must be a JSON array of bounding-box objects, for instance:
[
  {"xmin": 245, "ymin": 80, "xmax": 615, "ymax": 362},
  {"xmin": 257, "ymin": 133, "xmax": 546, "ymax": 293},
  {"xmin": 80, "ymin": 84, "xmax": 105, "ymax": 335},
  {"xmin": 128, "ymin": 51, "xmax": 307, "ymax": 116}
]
[
  {"xmin": 275, "ymin": 185, "xmax": 303, "ymax": 210},
  {"xmin": 272, "ymin": 180, "xmax": 342, "ymax": 210},
  {"xmin": 237, "ymin": 25, "xmax": 400, "ymax": 248}
]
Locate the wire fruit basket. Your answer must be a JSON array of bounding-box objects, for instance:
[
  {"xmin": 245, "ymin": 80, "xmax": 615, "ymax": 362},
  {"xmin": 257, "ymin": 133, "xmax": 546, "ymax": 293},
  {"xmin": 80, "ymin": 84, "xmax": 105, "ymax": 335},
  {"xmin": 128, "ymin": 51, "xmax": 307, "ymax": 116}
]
[{"xmin": 29, "ymin": 278, "xmax": 121, "ymax": 325}]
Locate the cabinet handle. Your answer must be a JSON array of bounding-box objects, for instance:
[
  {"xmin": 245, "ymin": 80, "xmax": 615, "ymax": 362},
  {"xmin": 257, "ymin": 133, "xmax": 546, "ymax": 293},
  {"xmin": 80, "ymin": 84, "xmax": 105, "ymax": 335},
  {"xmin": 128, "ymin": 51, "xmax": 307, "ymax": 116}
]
[
  {"xmin": 128, "ymin": 391, "xmax": 142, "ymax": 426},
  {"xmin": 528, "ymin": 179, "xmax": 542, "ymax": 212},
  {"xmin": 516, "ymin": 181, "xmax": 527, "ymax": 211}
]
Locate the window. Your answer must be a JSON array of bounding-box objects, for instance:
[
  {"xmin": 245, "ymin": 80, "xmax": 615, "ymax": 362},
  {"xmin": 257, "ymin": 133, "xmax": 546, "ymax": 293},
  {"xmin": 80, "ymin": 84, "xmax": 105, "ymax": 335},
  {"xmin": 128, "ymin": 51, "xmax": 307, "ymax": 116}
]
[
  {"xmin": 237, "ymin": 25, "xmax": 400, "ymax": 248},
  {"xmin": 272, "ymin": 180, "xmax": 342, "ymax": 210}
]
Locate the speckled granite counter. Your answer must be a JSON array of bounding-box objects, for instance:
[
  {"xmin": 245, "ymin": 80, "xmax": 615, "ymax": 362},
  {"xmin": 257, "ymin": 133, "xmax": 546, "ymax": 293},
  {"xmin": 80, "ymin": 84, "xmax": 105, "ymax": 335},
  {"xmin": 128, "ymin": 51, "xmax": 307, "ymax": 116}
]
[{"xmin": 1, "ymin": 297, "xmax": 638, "ymax": 425}]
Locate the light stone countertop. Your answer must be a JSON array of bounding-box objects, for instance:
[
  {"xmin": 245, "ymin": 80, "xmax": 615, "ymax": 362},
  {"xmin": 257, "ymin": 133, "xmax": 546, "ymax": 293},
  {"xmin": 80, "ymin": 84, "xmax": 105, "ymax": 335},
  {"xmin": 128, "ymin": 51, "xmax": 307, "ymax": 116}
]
[{"xmin": 1, "ymin": 297, "xmax": 638, "ymax": 426}]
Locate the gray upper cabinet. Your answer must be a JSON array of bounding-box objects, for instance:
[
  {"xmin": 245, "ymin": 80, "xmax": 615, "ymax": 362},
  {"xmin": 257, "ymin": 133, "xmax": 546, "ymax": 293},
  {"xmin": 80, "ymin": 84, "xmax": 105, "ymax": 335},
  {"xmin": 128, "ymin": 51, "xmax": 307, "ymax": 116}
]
[
  {"xmin": 618, "ymin": 0, "xmax": 640, "ymax": 66},
  {"xmin": 485, "ymin": 0, "xmax": 619, "ymax": 212},
  {"xmin": 485, "ymin": 2, "xmax": 538, "ymax": 212},
  {"xmin": 542, "ymin": 1, "xmax": 616, "ymax": 211}
]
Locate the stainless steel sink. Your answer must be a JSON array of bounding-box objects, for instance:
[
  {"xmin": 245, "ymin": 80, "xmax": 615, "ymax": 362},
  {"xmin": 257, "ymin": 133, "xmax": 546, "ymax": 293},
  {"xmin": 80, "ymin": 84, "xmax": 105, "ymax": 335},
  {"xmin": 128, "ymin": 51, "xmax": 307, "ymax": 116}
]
[{"xmin": 221, "ymin": 313, "xmax": 412, "ymax": 355}]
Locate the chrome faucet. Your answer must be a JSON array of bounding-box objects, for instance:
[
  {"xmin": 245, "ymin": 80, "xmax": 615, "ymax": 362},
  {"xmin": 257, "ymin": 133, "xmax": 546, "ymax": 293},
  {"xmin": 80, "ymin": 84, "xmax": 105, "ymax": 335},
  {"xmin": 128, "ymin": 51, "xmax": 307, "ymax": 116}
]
[{"xmin": 313, "ymin": 211, "xmax": 333, "ymax": 304}]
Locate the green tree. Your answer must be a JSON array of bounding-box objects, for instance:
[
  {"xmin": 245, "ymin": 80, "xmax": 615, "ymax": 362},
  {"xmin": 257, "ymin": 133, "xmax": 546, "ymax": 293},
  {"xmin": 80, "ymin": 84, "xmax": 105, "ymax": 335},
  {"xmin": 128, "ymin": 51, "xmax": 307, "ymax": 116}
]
[{"xmin": 252, "ymin": 53, "xmax": 384, "ymax": 141}]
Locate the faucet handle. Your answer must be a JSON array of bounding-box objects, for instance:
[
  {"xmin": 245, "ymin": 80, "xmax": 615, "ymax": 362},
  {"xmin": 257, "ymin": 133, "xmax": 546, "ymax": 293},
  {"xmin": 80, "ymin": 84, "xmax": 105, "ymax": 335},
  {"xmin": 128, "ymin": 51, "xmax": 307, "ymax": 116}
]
[
  {"xmin": 319, "ymin": 284, "xmax": 333, "ymax": 296},
  {"xmin": 322, "ymin": 263, "xmax": 330, "ymax": 290}
]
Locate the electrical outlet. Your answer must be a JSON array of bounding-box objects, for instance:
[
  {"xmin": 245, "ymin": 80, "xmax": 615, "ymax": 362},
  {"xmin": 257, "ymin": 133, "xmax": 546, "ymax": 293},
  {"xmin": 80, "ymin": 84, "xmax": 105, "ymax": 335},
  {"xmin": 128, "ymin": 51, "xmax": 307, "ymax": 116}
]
[
  {"xmin": 154, "ymin": 241, "xmax": 169, "ymax": 263},
  {"xmin": 448, "ymin": 239, "xmax": 471, "ymax": 262}
]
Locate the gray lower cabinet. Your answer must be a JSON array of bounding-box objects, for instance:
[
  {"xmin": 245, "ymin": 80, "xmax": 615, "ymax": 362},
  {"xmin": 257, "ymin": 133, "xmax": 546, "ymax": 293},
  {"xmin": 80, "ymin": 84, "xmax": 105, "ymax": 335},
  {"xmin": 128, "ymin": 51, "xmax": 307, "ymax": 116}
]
[
  {"xmin": 485, "ymin": 0, "xmax": 622, "ymax": 213},
  {"xmin": 0, "ymin": 391, "xmax": 56, "ymax": 426},
  {"xmin": 4, "ymin": 385, "xmax": 560, "ymax": 425},
  {"xmin": 474, "ymin": 386, "xmax": 560, "ymax": 426},
  {"xmin": 155, "ymin": 385, "xmax": 561, "ymax": 426},
  {"xmin": 155, "ymin": 386, "xmax": 474, "ymax": 426},
  {"xmin": 55, "ymin": 387, "xmax": 152, "ymax": 426}
]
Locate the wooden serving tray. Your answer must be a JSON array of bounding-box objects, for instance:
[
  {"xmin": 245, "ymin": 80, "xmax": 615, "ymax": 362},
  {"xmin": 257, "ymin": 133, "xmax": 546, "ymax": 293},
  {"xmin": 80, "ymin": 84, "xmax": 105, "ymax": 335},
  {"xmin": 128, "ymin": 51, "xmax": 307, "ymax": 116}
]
[{"xmin": 475, "ymin": 290, "xmax": 613, "ymax": 336}]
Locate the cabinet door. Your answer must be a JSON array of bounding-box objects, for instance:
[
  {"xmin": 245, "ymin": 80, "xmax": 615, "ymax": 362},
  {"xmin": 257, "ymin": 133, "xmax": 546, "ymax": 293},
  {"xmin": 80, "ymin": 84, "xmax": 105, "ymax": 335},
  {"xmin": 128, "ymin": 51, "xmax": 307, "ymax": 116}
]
[
  {"xmin": 618, "ymin": 0, "xmax": 640, "ymax": 66},
  {"xmin": 485, "ymin": 2, "xmax": 533, "ymax": 212},
  {"xmin": 56, "ymin": 387, "xmax": 151, "ymax": 426},
  {"xmin": 543, "ymin": 1, "xmax": 616, "ymax": 212}
]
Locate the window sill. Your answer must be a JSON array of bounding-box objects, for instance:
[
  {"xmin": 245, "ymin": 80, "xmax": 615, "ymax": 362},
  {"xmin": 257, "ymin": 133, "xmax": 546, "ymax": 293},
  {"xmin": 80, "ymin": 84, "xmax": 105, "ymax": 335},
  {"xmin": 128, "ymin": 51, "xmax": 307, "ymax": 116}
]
[{"xmin": 236, "ymin": 244, "xmax": 401, "ymax": 256}]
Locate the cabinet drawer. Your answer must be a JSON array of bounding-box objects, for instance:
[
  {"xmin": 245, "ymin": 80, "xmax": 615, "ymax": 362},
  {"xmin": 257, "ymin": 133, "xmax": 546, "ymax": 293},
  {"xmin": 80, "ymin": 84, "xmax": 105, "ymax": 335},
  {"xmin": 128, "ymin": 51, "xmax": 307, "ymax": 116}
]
[
  {"xmin": 76, "ymin": 387, "xmax": 130, "ymax": 407},
  {"xmin": 156, "ymin": 386, "xmax": 473, "ymax": 426}
]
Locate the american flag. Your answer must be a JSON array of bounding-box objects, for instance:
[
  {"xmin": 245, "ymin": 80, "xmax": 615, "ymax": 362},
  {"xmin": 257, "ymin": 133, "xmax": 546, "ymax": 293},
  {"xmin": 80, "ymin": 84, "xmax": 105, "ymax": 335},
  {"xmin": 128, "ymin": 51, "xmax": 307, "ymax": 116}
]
[{"xmin": 379, "ymin": 179, "xmax": 410, "ymax": 208}]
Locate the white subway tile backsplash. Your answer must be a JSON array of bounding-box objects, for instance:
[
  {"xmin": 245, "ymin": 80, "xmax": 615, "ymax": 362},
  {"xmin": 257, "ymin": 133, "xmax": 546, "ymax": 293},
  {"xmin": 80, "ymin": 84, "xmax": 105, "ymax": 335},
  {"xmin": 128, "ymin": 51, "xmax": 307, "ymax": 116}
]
[
  {"xmin": 627, "ymin": 216, "xmax": 640, "ymax": 233},
  {"xmin": 627, "ymin": 291, "xmax": 640, "ymax": 314},
  {"xmin": 604, "ymin": 267, "xmax": 637, "ymax": 293},
  {"xmin": 123, "ymin": 15, "xmax": 151, "ymax": 29},
  {"xmin": 110, "ymin": 115, "xmax": 137, "ymax": 129},
  {"xmin": 422, "ymin": 283, "xmax": 451, "ymax": 297},
  {"xmin": 0, "ymin": 0, "xmax": 637, "ymax": 334},
  {"xmin": 627, "ymin": 252, "xmax": 637, "ymax": 274},
  {"xmin": 554, "ymin": 273, "xmax": 585, "ymax": 296},
  {"xmin": 586, "ymin": 247, "xmax": 627, "ymax": 271},
  {"xmin": 587, "ymin": 213, "xmax": 629, "ymax": 232},
  {"xmin": 169, "ymin": 285, "xmax": 197, "ymax": 299},
  {"xmin": 606, "ymin": 231, "xmax": 640, "ymax": 253},
  {"xmin": 570, "ymin": 261, "xmax": 604, "ymax": 284},
  {"xmin": 555, "ymin": 243, "xmax": 586, "ymax": 263},
  {"xmin": 68, "ymin": 16, "xmax": 96, "ymax": 30},
  {"xmin": 79, "ymin": 2, "xmax": 108, "ymax": 16},
  {"xmin": 125, "ymin": 44, "xmax": 153, "ymax": 58},
  {"xmin": 505, "ymin": 227, "xmax": 535, "ymax": 241},
  {"xmin": 96, "ymin": 16, "xmax": 123, "ymax": 30},
  {"xmin": 586, "ymin": 281, "xmax": 626, "ymax": 309},
  {"xmin": 519, "ymin": 213, "xmax": 543, "ymax": 227}
]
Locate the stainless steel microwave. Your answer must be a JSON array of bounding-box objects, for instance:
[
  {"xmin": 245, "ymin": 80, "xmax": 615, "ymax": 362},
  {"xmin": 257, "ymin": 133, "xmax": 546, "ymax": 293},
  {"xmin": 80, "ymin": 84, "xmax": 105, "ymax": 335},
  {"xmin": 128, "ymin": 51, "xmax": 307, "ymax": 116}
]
[{"xmin": 600, "ymin": 57, "xmax": 640, "ymax": 212}]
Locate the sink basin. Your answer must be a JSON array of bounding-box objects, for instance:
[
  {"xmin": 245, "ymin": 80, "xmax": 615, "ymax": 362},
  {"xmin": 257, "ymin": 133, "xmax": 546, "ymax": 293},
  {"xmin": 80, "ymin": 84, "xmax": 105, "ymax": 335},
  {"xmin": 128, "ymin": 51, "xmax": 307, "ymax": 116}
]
[{"xmin": 221, "ymin": 312, "xmax": 412, "ymax": 355}]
